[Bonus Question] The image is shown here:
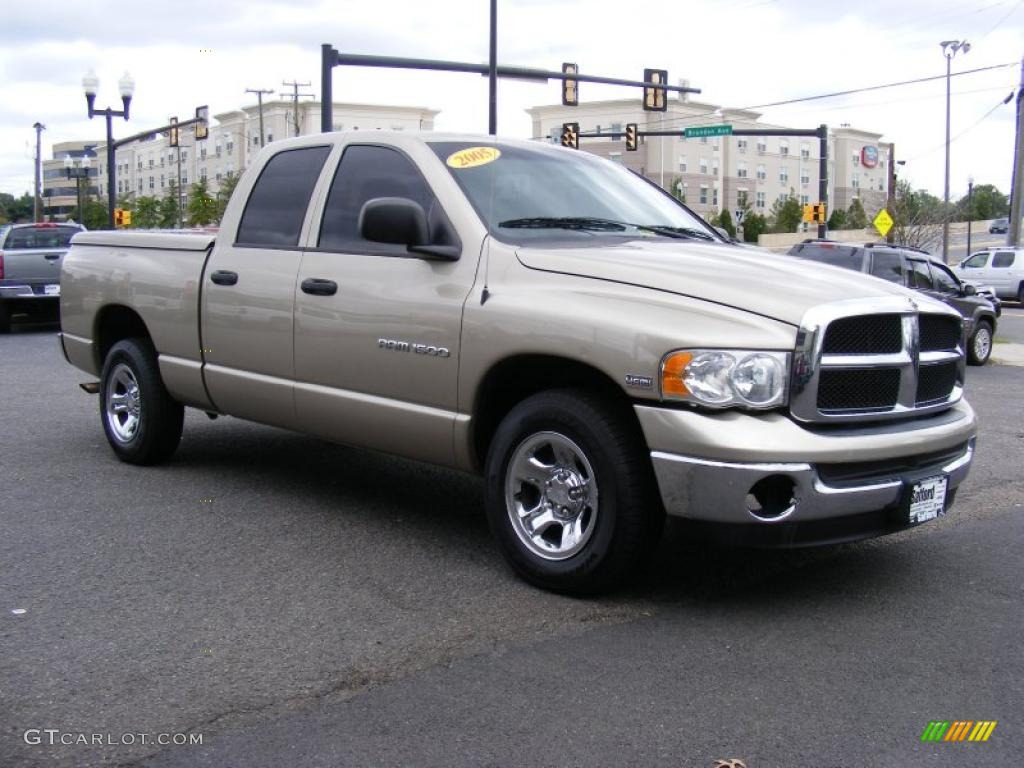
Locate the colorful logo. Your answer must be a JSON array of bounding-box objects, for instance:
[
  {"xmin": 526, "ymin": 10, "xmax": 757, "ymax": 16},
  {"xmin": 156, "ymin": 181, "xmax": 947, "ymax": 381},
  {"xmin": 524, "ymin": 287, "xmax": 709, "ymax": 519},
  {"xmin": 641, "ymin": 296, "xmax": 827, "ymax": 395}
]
[
  {"xmin": 861, "ymin": 146, "xmax": 879, "ymax": 168},
  {"xmin": 921, "ymin": 721, "xmax": 997, "ymax": 742}
]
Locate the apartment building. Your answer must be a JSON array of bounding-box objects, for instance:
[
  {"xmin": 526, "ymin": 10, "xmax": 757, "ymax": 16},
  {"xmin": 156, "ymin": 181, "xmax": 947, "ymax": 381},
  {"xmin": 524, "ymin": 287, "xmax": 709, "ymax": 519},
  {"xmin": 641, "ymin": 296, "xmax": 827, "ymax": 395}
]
[
  {"xmin": 526, "ymin": 96, "xmax": 891, "ymax": 225},
  {"xmin": 43, "ymin": 100, "xmax": 438, "ymax": 221}
]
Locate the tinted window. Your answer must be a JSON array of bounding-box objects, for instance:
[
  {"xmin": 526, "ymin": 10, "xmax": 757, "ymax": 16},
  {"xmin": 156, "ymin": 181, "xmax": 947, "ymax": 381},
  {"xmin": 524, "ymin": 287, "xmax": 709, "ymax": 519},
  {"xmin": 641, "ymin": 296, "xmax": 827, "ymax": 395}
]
[
  {"xmin": 4, "ymin": 225, "xmax": 81, "ymax": 249},
  {"xmin": 319, "ymin": 145, "xmax": 436, "ymax": 251},
  {"xmin": 962, "ymin": 252, "xmax": 988, "ymax": 268},
  {"xmin": 908, "ymin": 260, "xmax": 933, "ymax": 290},
  {"xmin": 236, "ymin": 146, "xmax": 331, "ymax": 247},
  {"xmin": 931, "ymin": 262, "xmax": 959, "ymax": 294},
  {"xmin": 789, "ymin": 243, "xmax": 863, "ymax": 270},
  {"xmin": 869, "ymin": 251, "xmax": 904, "ymax": 283},
  {"xmin": 992, "ymin": 251, "xmax": 1016, "ymax": 268}
]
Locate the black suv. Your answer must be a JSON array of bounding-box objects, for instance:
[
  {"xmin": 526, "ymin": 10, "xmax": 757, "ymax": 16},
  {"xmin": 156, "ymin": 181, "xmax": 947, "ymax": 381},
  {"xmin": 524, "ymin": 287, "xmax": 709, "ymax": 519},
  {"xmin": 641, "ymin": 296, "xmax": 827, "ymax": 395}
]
[{"xmin": 788, "ymin": 240, "xmax": 999, "ymax": 365}]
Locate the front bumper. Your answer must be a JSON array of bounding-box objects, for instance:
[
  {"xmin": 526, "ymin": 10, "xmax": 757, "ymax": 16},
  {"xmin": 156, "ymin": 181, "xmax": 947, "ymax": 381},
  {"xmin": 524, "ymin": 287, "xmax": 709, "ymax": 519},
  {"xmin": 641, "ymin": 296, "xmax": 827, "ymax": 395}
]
[{"xmin": 637, "ymin": 401, "xmax": 977, "ymax": 546}]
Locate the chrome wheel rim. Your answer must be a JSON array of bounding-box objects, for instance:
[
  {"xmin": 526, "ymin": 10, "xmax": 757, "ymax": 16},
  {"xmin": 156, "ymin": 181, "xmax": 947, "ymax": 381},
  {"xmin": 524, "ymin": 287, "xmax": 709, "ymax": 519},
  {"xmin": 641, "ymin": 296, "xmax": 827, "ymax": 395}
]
[
  {"xmin": 504, "ymin": 431, "xmax": 598, "ymax": 561},
  {"xmin": 973, "ymin": 327, "xmax": 991, "ymax": 361},
  {"xmin": 105, "ymin": 363, "xmax": 142, "ymax": 443}
]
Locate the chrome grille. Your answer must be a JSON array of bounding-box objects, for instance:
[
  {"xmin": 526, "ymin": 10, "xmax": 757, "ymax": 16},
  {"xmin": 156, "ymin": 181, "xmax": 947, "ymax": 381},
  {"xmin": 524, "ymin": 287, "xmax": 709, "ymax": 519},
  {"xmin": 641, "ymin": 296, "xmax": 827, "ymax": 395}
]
[{"xmin": 791, "ymin": 298, "xmax": 964, "ymax": 423}]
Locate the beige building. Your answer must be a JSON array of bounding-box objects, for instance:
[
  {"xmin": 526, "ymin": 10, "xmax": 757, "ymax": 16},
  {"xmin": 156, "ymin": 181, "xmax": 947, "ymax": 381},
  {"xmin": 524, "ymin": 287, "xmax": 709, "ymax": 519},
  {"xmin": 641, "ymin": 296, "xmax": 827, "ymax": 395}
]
[
  {"xmin": 526, "ymin": 95, "xmax": 891, "ymax": 228},
  {"xmin": 43, "ymin": 100, "xmax": 439, "ymax": 221}
]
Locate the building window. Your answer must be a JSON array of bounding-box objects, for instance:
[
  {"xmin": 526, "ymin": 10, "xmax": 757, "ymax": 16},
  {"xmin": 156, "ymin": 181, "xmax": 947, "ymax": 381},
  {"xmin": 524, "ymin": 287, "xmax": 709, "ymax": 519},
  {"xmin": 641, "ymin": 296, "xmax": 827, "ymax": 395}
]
[
  {"xmin": 852, "ymin": 173, "xmax": 860, "ymax": 189},
  {"xmin": 148, "ymin": 176, "xmax": 154, "ymax": 190},
  {"xmin": 737, "ymin": 139, "xmax": 747, "ymax": 153},
  {"xmin": 148, "ymin": 158, "xmax": 154, "ymax": 169},
  {"xmin": 699, "ymin": 185, "xmax": 708, "ymax": 204},
  {"xmin": 678, "ymin": 156, "xmax": 688, "ymax": 173},
  {"xmin": 756, "ymin": 164, "xmax": 766, "ymax": 181},
  {"xmin": 181, "ymin": 150, "xmax": 188, "ymax": 162},
  {"xmin": 852, "ymin": 151, "xmax": 860, "ymax": 166},
  {"xmin": 200, "ymin": 147, "xmax": 207, "ymax": 159},
  {"xmin": 756, "ymin": 191, "xmax": 766, "ymax": 209},
  {"xmin": 227, "ymin": 140, "xmax": 234, "ymax": 153},
  {"xmin": 780, "ymin": 167, "xmax": 789, "ymax": 183},
  {"xmin": 712, "ymin": 187, "xmax": 719, "ymax": 206},
  {"xmin": 713, "ymin": 137, "xmax": 720, "ymax": 151},
  {"xmin": 737, "ymin": 163, "xmax": 748, "ymax": 178},
  {"xmin": 800, "ymin": 194, "xmax": 809, "ymax": 205},
  {"xmin": 253, "ymin": 135, "xmax": 260, "ymax": 147},
  {"xmin": 138, "ymin": 179, "xmax": 143, "ymax": 192},
  {"xmin": 757, "ymin": 140, "xmax": 766, "ymax": 154},
  {"xmin": 737, "ymin": 190, "xmax": 749, "ymax": 207},
  {"xmin": 267, "ymin": 133, "xmax": 273, "ymax": 143},
  {"xmin": 780, "ymin": 141, "xmax": 789, "ymax": 156},
  {"xmin": 801, "ymin": 142, "xmax": 810, "ymax": 159},
  {"xmin": 699, "ymin": 158, "xmax": 708, "ymax": 174},
  {"xmin": 800, "ymin": 170, "xmax": 810, "ymax": 185},
  {"xmin": 160, "ymin": 174, "xmax": 165, "ymax": 189},
  {"xmin": 712, "ymin": 161, "xmax": 719, "ymax": 175}
]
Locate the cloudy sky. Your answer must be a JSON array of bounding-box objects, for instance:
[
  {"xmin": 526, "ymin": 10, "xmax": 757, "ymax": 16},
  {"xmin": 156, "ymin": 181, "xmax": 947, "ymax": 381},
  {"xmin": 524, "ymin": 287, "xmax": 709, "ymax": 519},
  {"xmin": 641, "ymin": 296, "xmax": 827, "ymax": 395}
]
[{"xmin": 1, "ymin": 0, "xmax": 1021, "ymax": 201}]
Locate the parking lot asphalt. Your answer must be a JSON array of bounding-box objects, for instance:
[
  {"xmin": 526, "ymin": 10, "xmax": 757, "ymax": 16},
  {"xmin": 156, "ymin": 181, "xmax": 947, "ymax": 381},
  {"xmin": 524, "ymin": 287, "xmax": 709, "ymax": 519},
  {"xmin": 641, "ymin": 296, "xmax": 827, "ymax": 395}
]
[{"xmin": 2, "ymin": 324, "xmax": 1021, "ymax": 768}]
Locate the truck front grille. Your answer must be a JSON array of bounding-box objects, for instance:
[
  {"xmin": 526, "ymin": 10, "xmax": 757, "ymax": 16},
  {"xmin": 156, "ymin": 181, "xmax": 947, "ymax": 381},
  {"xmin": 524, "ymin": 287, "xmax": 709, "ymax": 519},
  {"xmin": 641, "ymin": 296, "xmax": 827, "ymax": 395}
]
[{"xmin": 791, "ymin": 299, "xmax": 964, "ymax": 424}]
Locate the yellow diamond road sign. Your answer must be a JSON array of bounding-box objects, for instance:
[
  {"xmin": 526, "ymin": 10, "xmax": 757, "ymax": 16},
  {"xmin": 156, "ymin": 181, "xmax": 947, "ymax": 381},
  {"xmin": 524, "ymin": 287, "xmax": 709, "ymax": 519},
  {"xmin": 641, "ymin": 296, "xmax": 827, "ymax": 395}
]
[{"xmin": 874, "ymin": 209, "xmax": 894, "ymax": 237}]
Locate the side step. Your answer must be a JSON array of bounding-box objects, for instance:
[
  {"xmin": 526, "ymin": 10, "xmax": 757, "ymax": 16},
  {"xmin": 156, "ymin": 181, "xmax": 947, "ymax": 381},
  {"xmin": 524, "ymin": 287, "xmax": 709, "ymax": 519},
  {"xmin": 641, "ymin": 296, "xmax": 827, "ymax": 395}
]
[{"xmin": 79, "ymin": 381, "xmax": 100, "ymax": 394}]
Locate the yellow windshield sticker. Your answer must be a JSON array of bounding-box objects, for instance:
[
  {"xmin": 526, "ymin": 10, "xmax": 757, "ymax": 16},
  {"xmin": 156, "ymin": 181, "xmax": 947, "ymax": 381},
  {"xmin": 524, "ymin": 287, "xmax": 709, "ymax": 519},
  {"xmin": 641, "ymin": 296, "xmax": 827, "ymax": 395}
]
[{"xmin": 446, "ymin": 146, "xmax": 501, "ymax": 169}]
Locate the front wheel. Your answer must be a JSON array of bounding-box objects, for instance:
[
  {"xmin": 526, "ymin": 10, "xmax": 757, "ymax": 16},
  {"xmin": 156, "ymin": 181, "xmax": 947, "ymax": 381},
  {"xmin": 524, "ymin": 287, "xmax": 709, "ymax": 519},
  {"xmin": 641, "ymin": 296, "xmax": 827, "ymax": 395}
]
[
  {"xmin": 967, "ymin": 321, "xmax": 992, "ymax": 366},
  {"xmin": 484, "ymin": 389, "xmax": 664, "ymax": 594},
  {"xmin": 99, "ymin": 338, "xmax": 184, "ymax": 464}
]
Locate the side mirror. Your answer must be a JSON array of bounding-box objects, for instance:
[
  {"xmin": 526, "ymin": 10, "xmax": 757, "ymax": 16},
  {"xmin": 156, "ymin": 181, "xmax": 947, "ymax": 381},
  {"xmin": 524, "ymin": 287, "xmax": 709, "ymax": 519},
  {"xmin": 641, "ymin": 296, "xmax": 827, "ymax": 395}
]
[
  {"xmin": 359, "ymin": 197, "xmax": 429, "ymax": 246},
  {"xmin": 963, "ymin": 283, "xmax": 977, "ymax": 296}
]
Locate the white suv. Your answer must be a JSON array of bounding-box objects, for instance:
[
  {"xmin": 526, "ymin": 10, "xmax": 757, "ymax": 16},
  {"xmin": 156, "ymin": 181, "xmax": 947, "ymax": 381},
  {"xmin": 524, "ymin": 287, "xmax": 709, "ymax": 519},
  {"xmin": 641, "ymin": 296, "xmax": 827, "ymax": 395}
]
[{"xmin": 954, "ymin": 247, "xmax": 1024, "ymax": 303}]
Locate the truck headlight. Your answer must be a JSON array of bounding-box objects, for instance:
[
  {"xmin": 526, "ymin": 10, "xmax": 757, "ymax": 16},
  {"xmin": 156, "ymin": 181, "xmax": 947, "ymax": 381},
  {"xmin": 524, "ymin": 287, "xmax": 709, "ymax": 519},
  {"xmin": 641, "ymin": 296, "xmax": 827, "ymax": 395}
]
[{"xmin": 661, "ymin": 350, "xmax": 789, "ymax": 409}]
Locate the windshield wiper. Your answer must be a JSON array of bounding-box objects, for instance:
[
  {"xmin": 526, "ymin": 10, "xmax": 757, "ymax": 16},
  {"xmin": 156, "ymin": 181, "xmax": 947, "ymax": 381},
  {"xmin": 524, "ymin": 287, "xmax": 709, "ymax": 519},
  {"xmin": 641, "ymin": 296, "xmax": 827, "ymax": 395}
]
[{"xmin": 497, "ymin": 217, "xmax": 709, "ymax": 240}]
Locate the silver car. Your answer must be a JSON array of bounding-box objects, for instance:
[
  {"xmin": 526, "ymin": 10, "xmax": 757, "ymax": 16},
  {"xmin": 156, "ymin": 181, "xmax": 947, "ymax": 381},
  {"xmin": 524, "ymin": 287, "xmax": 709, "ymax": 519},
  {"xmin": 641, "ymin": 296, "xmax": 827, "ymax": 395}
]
[{"xmin": 0, "ymin": 222, "xmax": 84, "ymax": 332}]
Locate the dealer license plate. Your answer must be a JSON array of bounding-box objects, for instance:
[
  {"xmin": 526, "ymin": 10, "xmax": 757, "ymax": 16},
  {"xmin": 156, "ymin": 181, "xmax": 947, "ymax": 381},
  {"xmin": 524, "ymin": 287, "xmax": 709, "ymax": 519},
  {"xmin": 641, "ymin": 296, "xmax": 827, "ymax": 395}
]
[
  {"xmin": 908, "ymin": 475, "xmax": 948, "ymax": 524},
  {"xmin": 44, "ymin": 284, "xmax": 60, "ymax": 296}
]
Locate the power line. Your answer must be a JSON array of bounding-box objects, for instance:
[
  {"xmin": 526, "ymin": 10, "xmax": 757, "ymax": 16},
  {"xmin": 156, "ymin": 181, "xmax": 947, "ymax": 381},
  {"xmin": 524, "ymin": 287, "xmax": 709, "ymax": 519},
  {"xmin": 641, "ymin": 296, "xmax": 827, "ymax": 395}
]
[
  {"xmin": 904, "ymin": 91, "xmax": 1016, "ymax": 162},
  {"xmin": 976, "ymin": 0, "xmax": 1024, "ymax": 40}
]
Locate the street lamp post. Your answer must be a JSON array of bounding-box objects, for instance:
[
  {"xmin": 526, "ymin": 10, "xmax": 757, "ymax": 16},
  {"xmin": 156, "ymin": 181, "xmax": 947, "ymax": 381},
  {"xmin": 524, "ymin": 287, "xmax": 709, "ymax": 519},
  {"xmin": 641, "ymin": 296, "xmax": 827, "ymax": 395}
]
[
  {"xmin": 966, "ymin": 176, "xmax": 974, "ymax": 259},
  {"xmin": 940, "ymin": 39, "xmax": 970, "ymax": 263},
  {"xmin": 82, "ymin": 69, "xmax": 135, "ymax": 229},
  {"xmin": 64, "ymin": 155, "xmax": 92, "ymax": 223}
]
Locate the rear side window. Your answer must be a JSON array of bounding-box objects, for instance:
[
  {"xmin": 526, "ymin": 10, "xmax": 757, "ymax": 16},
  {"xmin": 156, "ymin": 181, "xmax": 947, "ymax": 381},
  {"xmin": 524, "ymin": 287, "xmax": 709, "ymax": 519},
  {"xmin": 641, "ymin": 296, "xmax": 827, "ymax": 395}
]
[
  {"xmin": 789, "ymin": 243, "xmax": 863, "ymax": 270},
  {"xmin": 869, "ymin": 251, "xmax": 904, "ymax": 283},
  {"xmin": 4, "ymin": 226, "xmax": 81, "ymax": 249},
  {"xmin": 992, "ymin": 251, "xmax": 1016, "ymax": 268},
  {"xmin": 962, "ymin": 252, "xmax": 988, "ymax": 268},
  {"xmin": 236, "ymin": 146, "xmax": 331, "ymax": 247},
  {"xmin": 318, "ymin": 145, "xmax": 437, "ymax": 252},
  {"xmin": 908, "ymin": 260, "xmax": 933, "ymax": 290}
]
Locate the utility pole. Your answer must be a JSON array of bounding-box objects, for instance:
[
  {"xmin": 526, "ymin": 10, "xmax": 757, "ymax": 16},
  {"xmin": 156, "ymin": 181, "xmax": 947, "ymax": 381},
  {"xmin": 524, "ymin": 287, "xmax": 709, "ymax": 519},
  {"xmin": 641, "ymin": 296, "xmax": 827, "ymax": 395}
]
[
  {"xmin": 886, "ymin": 142, "xmax": 896, "ymax": 244},
  {"xmin": 281, "ymin": 80, "xmax": 314, "ymax": 137},
  {"xmin": 32, "ymin": 122, "xmax": 45, "ymax": 222},
  {"xmin": 1008, "ymin": 55, "xmax": 1024, "ymax": 247},
  {"xmin": 966, "ymin": 176, "xmax": 974, "ymax": 258},
  {"xmin": 245, "ymin": 87, "xmax": 274, "ymax": 147},
  {"xmin": 488, "ymin": 0, "xmax": 497, "ymax": 135}
]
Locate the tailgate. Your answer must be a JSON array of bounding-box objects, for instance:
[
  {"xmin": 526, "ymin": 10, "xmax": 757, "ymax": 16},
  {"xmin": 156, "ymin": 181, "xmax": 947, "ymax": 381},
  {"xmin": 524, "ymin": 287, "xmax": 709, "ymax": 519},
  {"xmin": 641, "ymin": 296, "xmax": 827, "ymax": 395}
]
[{"xmin": 1, "ymin": 247, "xmax": 65, "ymax": 282}]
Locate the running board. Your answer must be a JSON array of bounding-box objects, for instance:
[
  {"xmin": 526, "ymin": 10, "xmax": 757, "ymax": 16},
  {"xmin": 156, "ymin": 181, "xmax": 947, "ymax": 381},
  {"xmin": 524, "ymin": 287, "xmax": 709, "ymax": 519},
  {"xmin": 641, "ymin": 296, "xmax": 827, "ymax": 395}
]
[{"xmin": 79, "ymin": 381, "xmax": 100, "ymax": 394}]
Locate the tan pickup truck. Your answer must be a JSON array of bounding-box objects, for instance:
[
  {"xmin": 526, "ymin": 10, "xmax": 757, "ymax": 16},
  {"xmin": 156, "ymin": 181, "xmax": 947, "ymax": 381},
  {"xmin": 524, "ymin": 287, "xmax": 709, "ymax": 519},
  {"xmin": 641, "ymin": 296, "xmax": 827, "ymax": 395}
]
[{"xmin": 60, "ymin": 132, "xmax": 977, "ymax": 593}]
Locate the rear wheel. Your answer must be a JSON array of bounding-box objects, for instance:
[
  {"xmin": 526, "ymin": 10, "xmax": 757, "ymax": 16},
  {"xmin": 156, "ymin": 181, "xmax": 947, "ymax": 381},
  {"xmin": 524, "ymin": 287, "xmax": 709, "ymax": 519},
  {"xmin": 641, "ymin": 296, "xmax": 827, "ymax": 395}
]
[
  {"xmin": 483, "ymin": 389, "xmax": 664, "ymax": 594},
  {"xmin": 967, "ymin": 320, "xmax": 992, "ymax": 366},
  {"xmin": 99, "ymin": 338, "xmax": 184, "ymax": 464}
]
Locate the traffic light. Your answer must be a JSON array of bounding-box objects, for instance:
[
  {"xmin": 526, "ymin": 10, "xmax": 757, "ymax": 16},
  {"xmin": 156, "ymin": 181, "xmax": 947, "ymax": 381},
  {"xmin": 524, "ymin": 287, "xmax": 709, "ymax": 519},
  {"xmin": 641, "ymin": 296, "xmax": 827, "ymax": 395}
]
[
  {"xmin": 168, "ymin": 116, "xmax": 179, "ymax": 148},
  {"xmin": 643, "ymin": 68, "xmax": 668, "ymax": 112},
  {"xmin": 811, "ymin": 203, "xmax": 827, "ymax": 222},
  {"xmin": 113, "ymin": 208, "xmax": 131, "ymax": 227},
  {"xmin": 802, "ymin": 204, "xmax": 814, "ymax": 222},
  {"xmin": 194, "ymin": 104, "xmax": 209, "ymax": 140},
  {"xmin": 561, "ymin": 122, "xmax": 579, "ymax": 150},
  {"xmin": 625, "ymin": 123, "xmax": 638, "ymax": 151},
  {"xmin": 561, "ymin": 62, "xmax": 578, "ymax": 107}
]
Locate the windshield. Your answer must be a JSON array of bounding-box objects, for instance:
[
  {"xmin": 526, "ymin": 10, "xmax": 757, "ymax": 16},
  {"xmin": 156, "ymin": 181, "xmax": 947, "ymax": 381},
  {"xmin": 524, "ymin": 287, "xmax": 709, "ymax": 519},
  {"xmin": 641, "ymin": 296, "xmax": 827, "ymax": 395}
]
[
  {"xmin": 429, "ymin": 141, "xmax": 716, "ymax": 245},
  {"xmin": 4, "ymin": 225, "xmax": 82, "ymax": 250}
]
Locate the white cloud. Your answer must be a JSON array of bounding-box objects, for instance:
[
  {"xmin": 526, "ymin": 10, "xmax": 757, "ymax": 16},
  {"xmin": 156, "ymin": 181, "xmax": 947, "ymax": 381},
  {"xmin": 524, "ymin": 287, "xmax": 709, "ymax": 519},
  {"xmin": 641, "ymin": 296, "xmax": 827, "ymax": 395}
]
[{"xmin": 1, "ymin": 0, "xmax": 1021, "ymax": 202}]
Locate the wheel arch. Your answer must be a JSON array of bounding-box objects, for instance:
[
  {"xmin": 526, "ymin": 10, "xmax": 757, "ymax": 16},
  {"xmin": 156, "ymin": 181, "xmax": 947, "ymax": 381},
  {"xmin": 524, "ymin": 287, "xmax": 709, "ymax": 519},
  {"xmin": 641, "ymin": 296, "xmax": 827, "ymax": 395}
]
[
  {"xmin": 93, "ymin": 304, "xmax": 152, "ymax": 371},
  {"xmin": 469, "ymin": 354, "xmax": 642, "ymax": 472}
]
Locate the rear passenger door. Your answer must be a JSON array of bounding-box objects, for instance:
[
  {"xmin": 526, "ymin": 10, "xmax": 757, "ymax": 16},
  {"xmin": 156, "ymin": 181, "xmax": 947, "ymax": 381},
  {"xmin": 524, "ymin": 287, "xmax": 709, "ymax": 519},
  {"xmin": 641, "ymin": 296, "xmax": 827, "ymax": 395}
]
[
  {"xmin": 292, "ymin": 143, "xmax": 475, "ymax": 466},
  {"xmin": 989, "ymin": 250, "xmax": 1017, "ymax": 296},
  {"xmin": 201, "ymin": 145, "xmax": 332, "ymax": 428}
]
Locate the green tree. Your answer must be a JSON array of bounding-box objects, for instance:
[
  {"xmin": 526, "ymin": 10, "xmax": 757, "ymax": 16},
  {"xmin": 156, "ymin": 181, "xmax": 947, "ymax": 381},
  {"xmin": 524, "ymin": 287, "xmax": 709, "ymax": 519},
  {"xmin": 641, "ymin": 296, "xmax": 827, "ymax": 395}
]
[
  {"xmin": 187, "ymin": 177, "xmax": 218, "ymax": 226},
  {"xmin": 769, "ymin": 192, "xmax": 803, "ymax": 234},
  {"xmin": 741, "ymin": 211, "xmax": 768, "ymax": 243},
  {"xmin": 846, "ymin": 198, "xmax": 868, "ymax": 229},
  {"xmin": 215, "ymin": 171, "xmax": 240, "ymax": 222},
  {"xmin": 890, "ymin": 179, "xmax": 944, "ymax": 251},
  {"xmin": 670, "ymin": 176, "xmax": 686, "ymax": 203},
  {"xmin": 159, "ymin": 180, "xmax": 180, "ymax": 228},
  {"xmin": 956, "ymin": 183, "xmax": 1008, "ymax": 222},
  {"xmin": 827, "ymin": 208, "xmax": 847, "ymax": 230},
  {"xmin": 132, "ymin": 196, "xmax": 161, "ymax": 229},
  {"xmin": 78, "ymin": 199, "xmax": 109, "ymax": 230},
  {"xmin": 0, "ymin": 192, "xmax": 34, "ymax": 223},
  {"xmin": 716, "ymin": 208, "xmax": 736, "ymax": 239}
]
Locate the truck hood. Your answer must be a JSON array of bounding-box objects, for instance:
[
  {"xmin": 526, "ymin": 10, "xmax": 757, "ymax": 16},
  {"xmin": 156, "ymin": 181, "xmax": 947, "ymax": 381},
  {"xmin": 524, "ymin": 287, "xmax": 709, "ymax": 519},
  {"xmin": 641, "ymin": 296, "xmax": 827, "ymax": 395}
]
[{"xmin": 515, "ymin": 239, "xmax": 916, "ymax": 325}]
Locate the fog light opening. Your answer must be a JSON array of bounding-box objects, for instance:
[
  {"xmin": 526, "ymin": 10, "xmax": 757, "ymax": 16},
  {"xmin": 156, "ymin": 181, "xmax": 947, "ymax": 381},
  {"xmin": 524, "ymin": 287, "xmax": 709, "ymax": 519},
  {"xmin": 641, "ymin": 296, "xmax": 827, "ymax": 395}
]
[{"xmin": 746, "ymin": 475, "xmax": 797, "ymax": 521}]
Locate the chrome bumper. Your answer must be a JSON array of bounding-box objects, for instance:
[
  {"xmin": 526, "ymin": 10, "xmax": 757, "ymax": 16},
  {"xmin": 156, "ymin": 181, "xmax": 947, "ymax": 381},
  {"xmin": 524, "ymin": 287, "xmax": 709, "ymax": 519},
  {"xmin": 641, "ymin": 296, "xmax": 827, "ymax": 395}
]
[{"xmin": 651, "ymin": 438, "xmax": 974, "ymax": 525}]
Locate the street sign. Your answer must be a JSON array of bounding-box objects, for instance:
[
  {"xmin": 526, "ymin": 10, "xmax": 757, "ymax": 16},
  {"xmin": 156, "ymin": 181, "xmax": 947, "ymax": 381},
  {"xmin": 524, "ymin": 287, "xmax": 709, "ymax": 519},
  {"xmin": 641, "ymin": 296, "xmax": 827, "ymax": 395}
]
[
  {"xmin": 684, "ymin": 124, "xmax": 733, "ymax": 139},
  {"xmin": 873, "ymin": 208, "xmax": 894, "ymax": 238}
]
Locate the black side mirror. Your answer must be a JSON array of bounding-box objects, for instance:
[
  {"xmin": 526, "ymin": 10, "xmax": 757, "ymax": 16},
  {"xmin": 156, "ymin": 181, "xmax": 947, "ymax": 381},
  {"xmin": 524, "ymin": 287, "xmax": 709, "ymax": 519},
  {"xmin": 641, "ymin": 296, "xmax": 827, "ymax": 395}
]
[
  {"xmin": 962, "ymin": 283, "xmax": 977, "ymax": 296},
  {"xmin": 359, "ymin": 197, "xmax": 429, "ymax": 246},
  {"xmin": 358, "ymin": 197, "xmax": 460, "ymax": 260}
]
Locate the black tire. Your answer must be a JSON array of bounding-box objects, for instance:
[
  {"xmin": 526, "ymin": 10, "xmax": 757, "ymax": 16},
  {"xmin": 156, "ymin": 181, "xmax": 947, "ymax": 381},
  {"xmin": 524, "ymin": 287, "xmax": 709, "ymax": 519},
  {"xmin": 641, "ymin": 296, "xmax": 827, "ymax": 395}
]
[
  {"xmin": 1017, "ymin": 283, "xmax": 1024, "ymax": 305},
  {"xmin": 99, "ymin": 338, "xmax": 184, "ymax": 465},
  {"xmin": 0, "ymin": 304, "xmax": 10, "ymax": 334},
  {"xmin": 967, "ymin": 320, "xmax": 993, "ymax": 366},
  {"xmin": 483, "ymin": 389, "xmax": 664, "ymax": 595}
]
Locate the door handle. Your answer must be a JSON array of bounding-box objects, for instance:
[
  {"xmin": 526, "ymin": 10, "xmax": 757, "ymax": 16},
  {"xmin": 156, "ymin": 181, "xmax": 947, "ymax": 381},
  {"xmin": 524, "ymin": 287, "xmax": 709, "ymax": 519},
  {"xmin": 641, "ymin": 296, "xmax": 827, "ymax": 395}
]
[
  {"xmin": 301, "ymin": 278, "xmax": 338, "ymax": 296},
  {"xmin": 44, "ymin": 253, "xmax": 61, "ymax": 260},
  {"xmin": 210, "ymin": 270, "xmax": 239, "ymax": 286}
]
